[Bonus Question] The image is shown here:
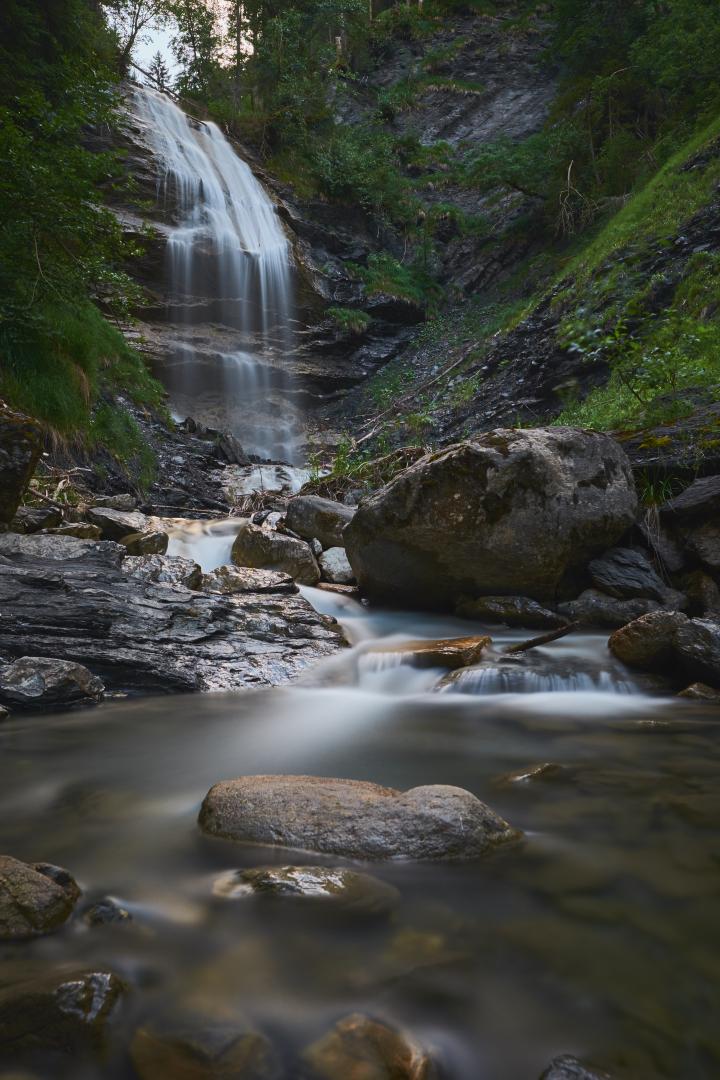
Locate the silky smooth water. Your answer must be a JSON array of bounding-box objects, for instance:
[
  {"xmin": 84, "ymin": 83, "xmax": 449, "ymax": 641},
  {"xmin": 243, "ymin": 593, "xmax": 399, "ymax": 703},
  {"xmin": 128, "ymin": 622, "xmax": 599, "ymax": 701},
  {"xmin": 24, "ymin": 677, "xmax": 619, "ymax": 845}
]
[
  {"xmin": 0, "ymin": 570, "xmax": 718, "ymax": 1078},
  {"xmin": 133, "ymin": 87, "xmax": 300, "ymax": 461}
]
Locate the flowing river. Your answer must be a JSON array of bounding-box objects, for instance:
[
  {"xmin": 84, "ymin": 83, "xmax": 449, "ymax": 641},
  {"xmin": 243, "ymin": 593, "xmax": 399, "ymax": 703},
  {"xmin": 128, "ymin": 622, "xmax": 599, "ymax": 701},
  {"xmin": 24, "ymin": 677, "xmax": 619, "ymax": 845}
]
[{"xmin": 0, "ymin": 536, "xmax": 718, "ymax": 1078}]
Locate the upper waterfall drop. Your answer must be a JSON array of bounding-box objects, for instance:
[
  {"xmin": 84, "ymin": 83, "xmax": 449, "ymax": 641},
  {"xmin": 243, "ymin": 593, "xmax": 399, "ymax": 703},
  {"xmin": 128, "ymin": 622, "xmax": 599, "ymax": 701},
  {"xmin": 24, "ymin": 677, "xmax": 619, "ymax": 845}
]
[{"xmin": 132, "ymin": 85, "xmax": 301, "ymax": 463}]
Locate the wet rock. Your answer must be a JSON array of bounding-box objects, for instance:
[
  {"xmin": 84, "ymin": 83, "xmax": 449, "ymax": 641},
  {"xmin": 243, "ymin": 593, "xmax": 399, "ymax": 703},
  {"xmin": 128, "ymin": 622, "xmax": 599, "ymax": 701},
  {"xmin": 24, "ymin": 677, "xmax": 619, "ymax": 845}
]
[
  {"xmin": 0, "ymin": 855, "xmax": 79, "ymax": 939},
  {"xmin": 608, "ymin": 610, "xmax": 689, "ymax": 670},
  {"xmin": 10, "ymin": 505, "xmax": 62, "ymax": 533},
  {"xmin": 310, "ymin": 537, "xmax": 323, "ymax": 556},
  {"xmin": 202, "ymin": 565, "xmax": 297, "ymax": 595},
  {"xmin": 319, "ymin": 546, "xmax": 355, "ymax": 585},
  {"xmin": 0, "ymin": 541, "xmax": 344, "ymax": 694},
  {"xmin": 199, "ymin": 775, "xmax": 519, "ymax": 860},
  {"xmin": 0, "ymin": 532, "xmax": 126, "ymax": 567},
  {"xmin": 91, "ymin": 493, "xmax": 138, "ymax": 511},
  {"xmin": 316, "ymin": 582, "xmax": 361, "ymax": 597},
  {"xmin": 0, "ymin": 706, "xmax": 9, "ymax": 720},
  {"xmin": 303, "ymin": 1013, "xmax": 437, "ymax": 1080},
  {"xmin": 367, "ymin": 635, "xmax": 491, "ymax": 670},
  {"xmin": 232, "ymin": 522, "xmax": 320, "ymax": 585},
  {"xmin": 684, "ymin": 570, "xmax": 720, "ymax": 617},
  {"xmin": 637, "ymin": 516, "xmax": 685, "ymax": 573},
  {"xmin": 0, "ymin": 405, "xmax": 42, "ymax": 526},
  {"xmin": 0, "ymin": 657, "xmax": 104, "ymax": 710},
  {"xmin": 120, "ymin": 529, "xmax": 169, "ymax": 556},
  {"xmin": 674, "ymin": 618, "xmax": 720, "ymax": 685},
  {"xmin": 588, "ymin": 547, "xmax": 673, "ymax": 602},
  {"xmin": 677, "ymin": 682, "xmax": 720, "ymax": 702},
  {"xmin": 286, "ymin": 495, "xmax": 355, "ymax": 548},
  {"xmin": 344, "ymin": 429, "xmax": 638, "ymax": 608},
  {"xmin": 86, "ymin": 506, "xmax": 148, "ymax": 540},
  {"xmin": 83, "ymin": 896, "xmax": 132, "ymax": 926},
  {"xmin": 0, "ymin": 970, "xmax": 124, "ymax": 1053},
  {"xmin": 44, "ymin": 522, "xmax": 103, "ymax": 539},
  {"xmin": 558, "ymin": 589, "xmax": 663, "ymax": 628},
  {"xmin": 213, "ymin": 866, "xmax": 399, "ymax": 917},
  {"xmin": 124, "ymin": 553, "xmax": 202, "ymax": 589},
  {"xmin": 659, "ymin": 474, "xmax": 720, "ymax": 522},
  {"xmin": 495, "ymin": 763, "xmax": 570, "ymax": 786},
  {"xmin": 455, "ymin": 595, "xmax": 566, "ymax": 628},
  {"xmin": 687, "ymin": 520, "xmax": 720, "ymax": 572},
  {"xmin": 130, "ymin": 1011, "xmax": 279, "ymax": 1080},
  {"xmin": 539, "ymin": 1054, "xmax": 613, "ymax": 1080}
]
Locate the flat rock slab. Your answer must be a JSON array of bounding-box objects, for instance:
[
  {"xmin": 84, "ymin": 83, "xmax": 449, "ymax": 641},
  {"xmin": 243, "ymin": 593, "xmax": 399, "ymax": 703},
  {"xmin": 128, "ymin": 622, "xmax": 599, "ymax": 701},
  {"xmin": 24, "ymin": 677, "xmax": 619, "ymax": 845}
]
[
  {"xmin": 367, "ymin": 635, "xmax": 492, "ymax": 670},
  {"xmin": 0, "ymin": 535, "xmax": 345, "ymax": 694},
  {"xmin": 199, "ymin": 775, "xmax": 519, "ymax": 860}
]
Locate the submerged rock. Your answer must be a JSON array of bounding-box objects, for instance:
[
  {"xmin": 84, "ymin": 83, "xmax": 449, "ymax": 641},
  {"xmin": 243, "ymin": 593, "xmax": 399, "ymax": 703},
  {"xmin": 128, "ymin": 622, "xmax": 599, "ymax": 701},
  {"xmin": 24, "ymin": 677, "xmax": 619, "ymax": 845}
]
[
  {"xmin": 539, "ymin": 1054, "xmax": 613, "ymax": 1080},
  {"xmin": 0, "ymin": 536, "xmax": 344, "ymax": 694},
  {"xmin": 286, "ymin": 495, "xmax": 355, "ymax": 548},
  {"xmin": 0, "ymin": 405, "xmax": 42, "ymax": 526},
  {"xmin": 198, "ymin": 775, "xmax": 519, "ymax": 860},
  {"xmin": 82, "ymin": 897, "xmax": 132, "ymax": 926},
  {"xmin": 0, "ymin": 970, "xmax": 124, "ymax": 1053},
  {"xmin": 130, "ymin": 1011, "xmax": 279, "ymax": 1080},
  {"xmin": 213, "ymin": 866, "xmax": 399, "ymax": 916},
  {"xmin": 232, "ymin": 522, "xmax": 320, "ymax": 585},
  {"xmin": 303, "ymin": 1013, "xmax": 437, "ymax": 1080},
  {"xmin": 202, "ymin": 564, "xmax": 296, "ymax": 595},
  {"xmin": 366, "ymin": 635, "xmax": 491, "ymax": 670},
  {"xmin": 455, "ymin": 595, "xmax": 565, "ymax": 628},
  {"xmin": 677, "ymin": 682, "xmax": 720, "ymax": 702},
  {"xmin": 0, "ymin": 856, "xmax": 79, "ymax": 939},
  {"xmin": 0, "ymin": 657, "xmax": 104, "ymax": 710},
  {"xmin": 319, "ymin": 546, "xmax": 355, "ymax": 585},
  {"xmin": 344, "ymin": 428, "xmax": 637, "ymax": 608}
]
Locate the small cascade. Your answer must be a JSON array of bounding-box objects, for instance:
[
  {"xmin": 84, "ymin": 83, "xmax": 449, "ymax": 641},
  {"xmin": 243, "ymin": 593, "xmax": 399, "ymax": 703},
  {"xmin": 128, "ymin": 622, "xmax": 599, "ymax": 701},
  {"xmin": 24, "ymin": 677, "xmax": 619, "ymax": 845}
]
[
  {"xmin": 132, "ymin": 86, "xmax": 301, "ymax": 462},
  {"xmin": 440, "ymin": 661, "xmax": 638, "ymax": 696}
]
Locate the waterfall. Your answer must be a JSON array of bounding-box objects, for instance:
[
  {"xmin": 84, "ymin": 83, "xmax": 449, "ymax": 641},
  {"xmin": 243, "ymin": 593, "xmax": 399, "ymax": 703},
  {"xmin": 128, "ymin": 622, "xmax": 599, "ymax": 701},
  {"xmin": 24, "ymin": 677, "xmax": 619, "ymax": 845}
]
[{"xmin": 132, "ymin": 86, "xmax": 301, "ymax": 463}]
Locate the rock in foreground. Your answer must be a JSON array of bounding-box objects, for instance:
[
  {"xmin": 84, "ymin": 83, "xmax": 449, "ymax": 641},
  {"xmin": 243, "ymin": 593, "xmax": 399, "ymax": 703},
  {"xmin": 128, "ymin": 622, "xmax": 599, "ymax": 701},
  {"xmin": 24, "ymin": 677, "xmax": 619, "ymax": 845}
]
[
  {"xmin": 0, "ymin": 970, "xmax": 124, "ymax": 1054},
  {"xmin": 130, "ymin": 1011, "xmax": 279, "ymax": 1080},
  {"xmin": 366, "ymin": 635, "xmax": 491, "ymax": 670},
  {"xmin": 539, "ymin": 1054, "xmax": 613, "ymax": 1080},
  {"xmin": 199, "ymin": 775, "xmax": 519, "ymax": 860},
  {"xmin": 345, "ymin": 428, "xmax": 637, "ymax": 607},
  {"xmin": 303, "ymin": 1013, "xmax": 438, "ymax": 1080},
  {"xmin": 0, "ymin": 656, "xmax": 104, "ymax": 710},
  {"xmin": 0, "ymin": 856, "xmax": 79, "ymax": 939}
]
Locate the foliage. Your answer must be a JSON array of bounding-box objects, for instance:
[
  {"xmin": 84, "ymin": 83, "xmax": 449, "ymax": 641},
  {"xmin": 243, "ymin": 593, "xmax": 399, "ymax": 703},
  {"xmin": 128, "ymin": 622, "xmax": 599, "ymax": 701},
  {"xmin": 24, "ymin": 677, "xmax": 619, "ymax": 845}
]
[
  {"xmin": 349, "ymin": 252, "xmax": 443, "ymax": 312},
  {"xmin": 327, "ymin": 307, "xmax": 371, "ymax": 334}
]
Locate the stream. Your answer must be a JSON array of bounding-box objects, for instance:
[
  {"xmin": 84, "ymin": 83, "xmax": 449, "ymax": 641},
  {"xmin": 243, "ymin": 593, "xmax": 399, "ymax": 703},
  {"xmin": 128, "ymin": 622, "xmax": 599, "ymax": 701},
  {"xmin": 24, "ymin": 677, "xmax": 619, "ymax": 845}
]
[{"xmin": 0, "ymin": 527, "xmax": 718, "ymax": 1078}]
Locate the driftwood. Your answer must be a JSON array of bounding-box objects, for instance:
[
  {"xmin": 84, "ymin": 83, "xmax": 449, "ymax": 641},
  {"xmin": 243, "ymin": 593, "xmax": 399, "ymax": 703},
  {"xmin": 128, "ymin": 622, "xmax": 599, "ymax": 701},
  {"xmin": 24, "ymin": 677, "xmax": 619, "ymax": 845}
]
[{"xmin": 502, "ymin": 622, "xmax": 578, "ymax": 655}]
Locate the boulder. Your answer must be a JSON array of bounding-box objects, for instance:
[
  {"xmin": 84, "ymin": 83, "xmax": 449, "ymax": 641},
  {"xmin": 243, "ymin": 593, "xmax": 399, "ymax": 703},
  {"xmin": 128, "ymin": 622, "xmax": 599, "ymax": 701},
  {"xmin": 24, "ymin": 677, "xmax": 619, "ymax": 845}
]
[
  {"xmin": 588, "ymin": 547, "xmax": 672, "ymax": 601},
  {"xmin": 367, "ymin": 635, "xmax": 491, "ymax": 670},
  {"xmin": 0, "ymin": 405, "xmax": 42, "ymax": 526},
  {"xmin": 539, "ymin": 1055, "xmax": 613, "ymax": 1080},
  {"xmin": 558, "ymin": 590, "xmax": 663, "ymax": 628},
  {"xmin": 674, "ymin": 618, "xmax": 720, "ymax": 686},
  {"xmin": 202, "ymin": 565, "xmax": 296, "ymax": 595},
  {"xmin": 44, "ymin": 522, "xmax": 102, "ymax": 539},
  {"xmin": 86, "ymin": 506, "xmax": 148, "ymax": 541},
  {"xmin": 10, "ymin": 505, "xmax": 62, "ymax": 533},
  {"xmin": 198, "ymin": 775, "xmax": 519, "ymax": 860},
  {"xmin": 344, "ymin": 428, "xmax": 638, "ymax": 607},
  {"xmin": 0, "ymin": 657, "xmax": 104, "ymax": 710},
  {"xmin": 677, "ymin": 682, "xmax": 720, "ymax": 702},
  {"xmin": 303, "ymin": 1013, "xmax": 437, "ymax": 1080},
  {"xmin": 123, "ymin": 554, "xmax": 202, "ymax": 590},
  {"xmin": 659, "ymin": 475, "xmax": 720, "ymax": 522},
  {"xmin": 0, "ymin": 856, "xmax": 79, "ymax": 939},
  {"xmin": 286, "ymin": 496, "xmax": 355, "ymax": 548},
  {"xmin": 684, "ymin": 570, "xmax": 720, "ymax": 617},
  {"xmin": 455, "ymin": 595, "xmax": 566, "ymax": 629},
  {"xmin": 608, "ymin": 611, "xmax": 689, "ymax": 670},
  {"xmin": 232, "ymin": 523, "xmax": 320, "ymax": 585},
  {"xmin": 0, "ymin": 532, "xmax": 125, "ymax": 567},
  {"xmin": 120, "ymin": 530, "xmax": 169, "ymax": 556},
  {"xmin": 130, "ymin": 1012, "xmax": 279, "ymax": 1080},
  {"xmin": 0, "ymin": 971, "xmax": 124, "ymax": 1053},
  {"xmin": 687, "ymin": 521, "xmax": 720, "ymax": 572},
  {"xmin": 319, "ymin": 547, "xmax": 355, "ymax": 585},
  {"xmin": 213, "ymin": 866, "xmax": 399, "ymax": 917}
]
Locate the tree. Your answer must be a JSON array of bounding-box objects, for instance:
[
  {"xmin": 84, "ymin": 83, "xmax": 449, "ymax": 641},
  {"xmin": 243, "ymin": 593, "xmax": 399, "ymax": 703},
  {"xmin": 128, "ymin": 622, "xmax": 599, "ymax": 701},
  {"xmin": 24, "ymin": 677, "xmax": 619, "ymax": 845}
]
[
  {"xmin": 147, "ymin": 49, "xmax": 170, "ymax": 91},
  {"xmin": 166, "ymin": 0, "xmax": 223, "ymax": 99},
  {"xmin": 102, "ymin": 0, "xmax": 169, "ymax": 73}
]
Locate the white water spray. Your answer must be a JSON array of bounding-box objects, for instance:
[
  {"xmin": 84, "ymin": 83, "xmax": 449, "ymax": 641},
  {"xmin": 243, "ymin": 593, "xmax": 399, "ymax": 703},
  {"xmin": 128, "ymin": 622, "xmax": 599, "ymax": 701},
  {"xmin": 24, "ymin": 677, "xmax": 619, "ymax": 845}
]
[{"xmin": 133, "ymin": 86, "xmax": 300, "ymax": 461}]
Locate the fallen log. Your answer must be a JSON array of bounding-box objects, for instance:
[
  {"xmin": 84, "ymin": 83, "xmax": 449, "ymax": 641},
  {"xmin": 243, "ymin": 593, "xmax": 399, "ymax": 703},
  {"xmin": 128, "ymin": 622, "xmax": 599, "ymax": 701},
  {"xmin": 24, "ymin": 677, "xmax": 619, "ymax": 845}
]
[{"xmin": 502, "ymin": 622, "xmax": 578, "ymax": 655}]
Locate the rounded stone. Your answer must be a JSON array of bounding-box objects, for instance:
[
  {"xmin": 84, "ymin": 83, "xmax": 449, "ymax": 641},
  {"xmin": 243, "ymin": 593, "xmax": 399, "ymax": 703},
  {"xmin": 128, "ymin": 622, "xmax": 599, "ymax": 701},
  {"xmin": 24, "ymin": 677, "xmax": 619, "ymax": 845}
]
[
  {"xmin": 0, "ymin": 856, "xmax": 80, "ymax": 939},
  {"xmin": 303, "ymin": 1013, "xmax": 438, "ymax": 1080}
]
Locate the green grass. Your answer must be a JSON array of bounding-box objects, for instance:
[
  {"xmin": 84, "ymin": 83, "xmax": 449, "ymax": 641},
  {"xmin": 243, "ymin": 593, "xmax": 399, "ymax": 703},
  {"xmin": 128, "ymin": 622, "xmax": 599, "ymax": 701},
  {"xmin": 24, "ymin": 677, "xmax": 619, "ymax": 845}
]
[{"xmin": 327, "ymin": 306, "xmax": 371, "ymax": 334}]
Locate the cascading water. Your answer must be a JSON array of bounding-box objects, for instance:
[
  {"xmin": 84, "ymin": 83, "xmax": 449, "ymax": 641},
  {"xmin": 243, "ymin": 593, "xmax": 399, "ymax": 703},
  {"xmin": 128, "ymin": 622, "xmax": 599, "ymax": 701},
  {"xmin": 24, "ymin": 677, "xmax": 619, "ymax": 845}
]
[{"xmin": 132, "ymin": 86, "xmax": 301, "ymax": 462}]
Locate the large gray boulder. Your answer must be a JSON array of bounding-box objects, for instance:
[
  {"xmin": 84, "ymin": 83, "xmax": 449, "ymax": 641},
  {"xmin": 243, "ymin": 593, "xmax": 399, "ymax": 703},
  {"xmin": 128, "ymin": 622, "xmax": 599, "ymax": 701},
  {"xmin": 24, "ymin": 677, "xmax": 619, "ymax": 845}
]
[
  {"xmin": 0, "ymin": 404, "xmax": 42, "ymax": 526},
  {"xmin": 0, "ymin": 856, "xmax": 79, "ymax": 939},
  {"xmin": 344, "ymin": 428, "xmax": 638, "ymax": 607},
  {"xmin": 232, "ymin": 523, "xmax": 320, "ymax": 585},
  {"xmin": 0, "ymin": 657, "xmax": 104, "ymax": 710},
  {"xmin": 198, "ymin": 775, "xmax": 519, "ymax": 860},
  {"xmin": 86, "ymin": 506, "xmax": 148, "ymax": 540},
  {"xmin": 286, "ymin": 495, "xmax": 355, "ymax": 548}
]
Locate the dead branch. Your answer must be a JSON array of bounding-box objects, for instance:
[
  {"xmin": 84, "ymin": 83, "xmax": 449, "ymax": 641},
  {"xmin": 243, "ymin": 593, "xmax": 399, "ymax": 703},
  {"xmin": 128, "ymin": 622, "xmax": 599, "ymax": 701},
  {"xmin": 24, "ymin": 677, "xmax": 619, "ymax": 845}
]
[{"xmin": 503, "ymin": 622, "xmax": 577, "ymax": 654}]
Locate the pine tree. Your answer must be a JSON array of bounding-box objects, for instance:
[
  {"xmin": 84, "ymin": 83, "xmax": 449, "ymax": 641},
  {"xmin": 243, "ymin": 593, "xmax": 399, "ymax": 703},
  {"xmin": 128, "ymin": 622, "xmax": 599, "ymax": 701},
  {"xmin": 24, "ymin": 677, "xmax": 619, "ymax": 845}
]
[{"xmin": 148, "ymin": 49, "xmax": 170, "ymax": 92}]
